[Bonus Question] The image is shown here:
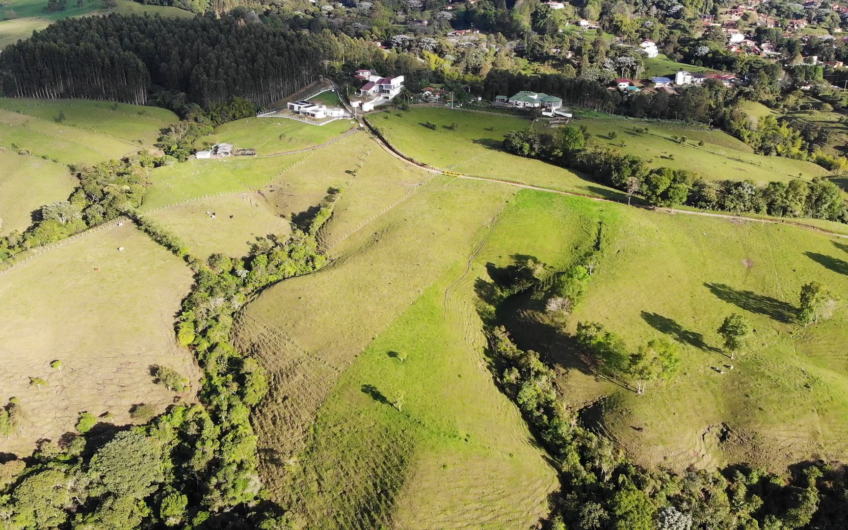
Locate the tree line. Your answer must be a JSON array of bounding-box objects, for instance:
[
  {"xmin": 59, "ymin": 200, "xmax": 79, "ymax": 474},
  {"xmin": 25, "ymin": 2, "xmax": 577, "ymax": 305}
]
[
  {"xmin": 502, "ymin": 125, "xmax": 848, "ymax": 224},
  {"xmin": 0, "ymin": 15, "xmax": 378, "ymax": 108},
  {"xmin": 0, "ymin": 193, "xmax": 340, "ymax": 528}
]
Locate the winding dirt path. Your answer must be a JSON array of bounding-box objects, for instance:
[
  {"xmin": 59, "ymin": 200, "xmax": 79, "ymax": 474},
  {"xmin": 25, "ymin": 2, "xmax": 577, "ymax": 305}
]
[{"xmin": 359, "ymin": 117, "xmax": 848, "ymax": 241}]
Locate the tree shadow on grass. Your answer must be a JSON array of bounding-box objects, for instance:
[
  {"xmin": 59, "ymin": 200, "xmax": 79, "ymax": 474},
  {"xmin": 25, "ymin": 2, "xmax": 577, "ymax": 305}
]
[
  {"xmin": 361, "ymin": 384, "xmax": 389, "ymax": 405},
  {"xmin": 833, "ymin": 241, "xmax": 848, "ymax": 255},
  {"xmin": 641, "ymin": 311, "xmax": 722, "ymax": 352},
  {"xmin": 471, "ymin": 137, "xmax": 502, "ymax": 150},
  {"xmin": 704, "ymin": 283, "xmax": 795, "ymax": 323},
  {"xmin": 806, "ymin": 251, "xmax": 848, "ymax": 276}
]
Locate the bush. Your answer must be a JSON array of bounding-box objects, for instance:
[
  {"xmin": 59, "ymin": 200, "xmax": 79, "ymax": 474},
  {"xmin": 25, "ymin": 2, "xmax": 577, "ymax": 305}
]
[
  {"xmin": 130, "ymin": 404, "xmax": 157, "ymax": 423},
  {"xmin": 75, "ymin": 412, "xmax": 97, "ymax": 433},
  {"xmin": 152, "ymin": 366, "xmax": 188, "ymax": 392}
]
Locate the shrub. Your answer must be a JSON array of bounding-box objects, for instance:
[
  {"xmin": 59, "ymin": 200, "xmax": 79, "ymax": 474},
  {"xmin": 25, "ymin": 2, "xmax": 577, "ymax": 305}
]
[
  {"xmin": 130, "ymin": 404, "xmax": 157, "ymax": 423},
  {"xmin": 152, "ymin": 366, "xmax": 188, "ymax": 392},
  {"xmin": 75, "ymin": 412, "xmax": 97, "ymax": 433}
]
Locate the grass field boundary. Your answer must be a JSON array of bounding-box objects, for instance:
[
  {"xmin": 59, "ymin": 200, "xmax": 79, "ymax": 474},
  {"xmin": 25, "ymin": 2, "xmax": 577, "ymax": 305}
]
[
  {"xmin": 0, "ymin": 100, "xmax": 176, "ymax": 126},
  {"xmin": 143, "ymin": 152, "xmax": 316, "ymax": 214},
  {"xmin": 364, "ymin": 119, "xmax": 848, "ymax": 241},
  {"xmin": 256, "ymin": 126, "xmax": 360, "ymax": 158},
  {"xmin": 0, "ymin": 217, "xmax": 128, "ymax": 276}
]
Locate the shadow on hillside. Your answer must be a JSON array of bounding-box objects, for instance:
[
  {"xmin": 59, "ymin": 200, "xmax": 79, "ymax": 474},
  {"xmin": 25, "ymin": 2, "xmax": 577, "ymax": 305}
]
[
  {"xmin": 834, "ymin": 241, "xmax": 848, "ymax": 255},
  {"xmin": 704, "ymin": 283, "xmax": 795, "ymax": 323},
  {"xmin": 641, "ymin": 312, "xmax": 721, "ymax": 353},
  {"xmin": 471, "ymin": 138, "xmax": 502, "ymax": 150},
  {"xmin": 806, "ymin": 251, "xmax": 848, "ymax": 276},
  {"xmin": 361, "ymin": 384, "xmax": 389, "ymax": 405}
]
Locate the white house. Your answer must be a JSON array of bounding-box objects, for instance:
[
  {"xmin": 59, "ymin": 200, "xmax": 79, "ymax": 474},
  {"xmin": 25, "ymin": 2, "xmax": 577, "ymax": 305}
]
[
  {"xmin": 727, "ymin": 29, "xmax": 745, "ymax": 43},
  {"xmin": 675, "ymin": 71, "xmax": 696, "ymax": 85},
  {"xmin": 359, "ymin": 75, "xmax": 405, "ymax": 98},
  {"xmin": 640, "ymin": 40, "xmax": 659, "ymax": 58},
  {"xmin": 652, "ymin": 77, "xmax": 672, "ymax": 87},
  {"xmin": 546, "ymin": 1, "xmax": 565, "ymax": 8},
  {"xmin": 196, "ymin": 150, "xmax": 212, "ymax": 159},
  {"xmin": 215, "ymin": 143, "xmax": 232, "ymax": 157},
  {"xmin": 616, "ymin": 78, "xmax": 632, "ymax": 90},
  {"xmin": 287, "ymin": 100, "xmax": 347, "ymax": 120}
]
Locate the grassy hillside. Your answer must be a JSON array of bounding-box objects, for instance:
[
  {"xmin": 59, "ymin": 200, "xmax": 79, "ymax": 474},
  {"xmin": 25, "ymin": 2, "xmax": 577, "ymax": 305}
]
[
  {"xmin": 375, "ymin": 108, "xmax": 828, "ymax": 194},
  {"xmin": 0, "ymin": 222, "xmax": 197, "ymax": 456},
  {"xmin": 0, "ymin": 105, "xmax": 152, "ymax": 164},
  {"xmin": 236, "ymin": 172, "xmax": 564, "ymax": 527},
  {"xmin": 575, "ymin": 116, "xmax": 829, "ymax": 183},
  {"xmin": 0, "ymin": 0, "xmax": 191, "ymax": 49},
  {"xmin": 480, "ymin": 190, "xmax": 848, "ymax": 471},
  {"xmin": 141, "ymin": 154, "xmax": 308, "ymax": 211},
  {"xmin": 372, "ymin": 107, "xmax": 624, "ymax": 199},
  {"xmin": 642, "ymin": 54, "xmax": 712, "ymax": 79},
  {"xmin": 201, "ymin": 116, "xmax": 356, "ymax": 155},
  {"xmin": 0, "ymin": 98, "xmax": 179, "ymax": 146},
  {"xmin": 0, "ymin": 150, "xmax": 77, "ymax": 235}
]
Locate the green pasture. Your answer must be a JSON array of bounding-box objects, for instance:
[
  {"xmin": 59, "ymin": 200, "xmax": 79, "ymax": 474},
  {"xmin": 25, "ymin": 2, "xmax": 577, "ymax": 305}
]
[
  {"xmin": 144, "ymin": 193, "xmax": 291, "ymax": 259},
  {"xmin": 0, "ymin": 223, "xmax": 196, "ymax": 456},
  {"xmin": 642, "ymin": 54, "xmax": 712, "ymax": 79},
  {"xmin": 201, "ymin": 116, "xmax": 356, "ymax": 156},
  {"xmin": 576, "ymin": 117, "xmax": 829, "ymax": 183},
  {"xmin": 0, "ymin": 98, "xmax": 178, "ymax": 146},
  {"xmin": 0, "ymin": 107, "xmax": 142, "ymax": 164},
  {"xmin": 478, "ymin": 190, "xmax": 848, "ymax": 471},
  {"xmin": 307, "ymin": 90, "xmax": 342, "ymax": 107},
  {"xmin": 0, "ymin": 150, "xmax": 76, "ymax": 235},
  {"xmin": 0, "ymin": 0, "xmax": 191, "ymax": 49},
  {"xmin": 372, "ymin": 107, "xmax": 624, "ymax": 199},
  {"xmin": 239, "ymin": 176, "xmax": 562, "ymax": 526},
  {"xmin": 141, "ymin": 154, "xmax": 306, "ymax": 211}
]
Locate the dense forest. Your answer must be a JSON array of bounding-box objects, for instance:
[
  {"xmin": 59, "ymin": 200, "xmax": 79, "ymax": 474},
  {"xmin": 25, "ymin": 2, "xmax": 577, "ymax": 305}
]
[{"xmin": 0, "ymin": 15, "xmax": 381, "ymax": 107}]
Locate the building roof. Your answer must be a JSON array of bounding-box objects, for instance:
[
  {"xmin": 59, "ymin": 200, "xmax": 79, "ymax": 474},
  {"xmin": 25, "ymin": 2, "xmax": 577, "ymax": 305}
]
[
  {"xmin": 376, "ymin": 77, "xmax": 394, "ymax": 84},
  {"xmin": 652, "ymin": 77, "xmax": 672, "ymax": 83},
  {"xmin": 495, "ymin": 95, "xmax": 508, "ymax": 100},
  {"xmin": 508, "ymin": 90, "xmax": 560, "ymax": 103},
  {"xmin": 616, "ymin": 78, "xmax": 631, "ymax": 83},
  {"xmin": 361, "ymin": 81, "xmax": 376, "ymax": 91}
]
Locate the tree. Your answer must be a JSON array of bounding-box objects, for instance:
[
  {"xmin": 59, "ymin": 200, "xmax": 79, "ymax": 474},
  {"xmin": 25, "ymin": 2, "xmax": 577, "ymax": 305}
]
[
  {"xmin": 152, "ymin": 365, "xmax": 188, "ymax": 392},
  {"xmin": 657, "ymin": 506, "xmax": 693, "ymax": 530},
  {"xmin": 625, "ymin": 176, "xmax": 641, "ymax": 206},
  {"xmin": 717, "ymin": 313, "xmax": 751, "ymax": 359},
  {"xmin": 29, "ymin": 377, "xmax": 47, "ymax": 389},
  {"xmin": 798, "ymin": 281, "xmax": 834, "ymax": 325},
  {"xmin": 629, "ymin": 338, "xmax": 681, "ymax": 394},
  {"xmin": 610, "ymin": 482, "xmax": 655, "ymax": 530},
  {"xmin": 50, "ymin": 360, "xmax": 63, "ymax": 371},
  {"xmin": 160, "ymin": 491, "xmax": 188, "ymax": 526},
  {"xmin": 40, "ymin": 201, "xmax": 81, "ymax": 225},
  {"xmin": 75, "ymin": 411, "xmax": 97, "ymax": 433},
  {"xmin": 89, "ymin": 430, "xmax": 165, "ymax": 498}
]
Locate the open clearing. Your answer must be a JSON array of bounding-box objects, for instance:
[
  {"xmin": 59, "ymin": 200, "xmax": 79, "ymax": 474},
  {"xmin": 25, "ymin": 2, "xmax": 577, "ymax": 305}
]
[
  {"xmin": 0, "ymin": 150, "xmax": 77, "ymax": 235},
  {"xmin": 372, "ymin": 107, "xmax": 624, "ymax": 199},
  {"xmin": 236, "ymin": 170, "xmax": 562, "ymax": 528},
  {"xmin": 141, "ymin": 153, "xmax": 307, "ymax": 211},
  {"xmin": 145, "ymin": 192, "xmax": 291, "ymax": 259},
  {"xmin": 0, "ymin": 106, "xmax": 145, "ymax": 164},
  {"xmin": 642, "ymin": 54, "xmax": 712, "ymax": 79},
  {"xmin": 0, "ymin": 0, "xmax": 191, "ymax": 49},
  {"xmin": 0, "ymin": 98, "xmax": 179, "ymax": 146},
  {"xmin": 0, "ymin": 222, "xmax": 197, "ymax": 456},
  {"xmin": 201, "ymin": 116, "xmax": 355, "ymax": 155},
  {"xmin": 375, "ymin": 107, "xmax": 827, "ymax": 189},
  {"xmin": 479, "ymin": 190, "xmax": 848, "ymax": 472},
  {"xmin": 575, "ymin": 116, "xmax": 829, "ymax": 183}
]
